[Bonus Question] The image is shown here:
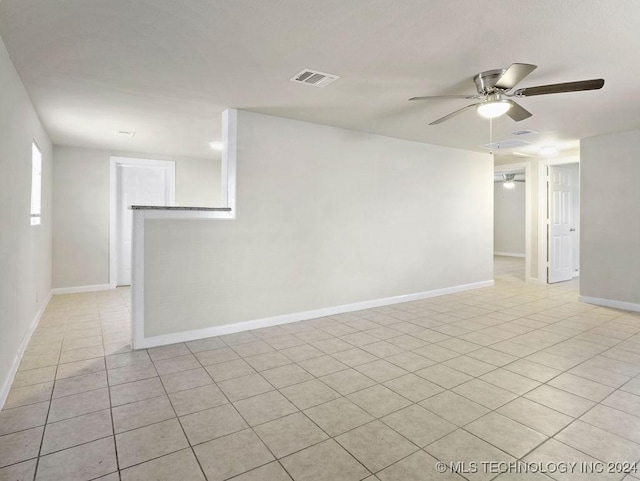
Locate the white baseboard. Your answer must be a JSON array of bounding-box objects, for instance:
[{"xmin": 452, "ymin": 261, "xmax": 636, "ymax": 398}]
[
  {"xmin": 0, "ymin": 291, "xmax": 52, "ymax": 410},
  {"xmin": 51, "ymin": 284, "xmax": 112, "ymax": 295},
  {"xmin": 578, "ymin": 295, "xmax": 640, "ymax": 313},
  {"xmin": 494, "ymin": 252, "xmax": 526, "ymax": 258},
  {"xmin": 135, "ymin": 279, "xmax": 495, "ymax": 349}
]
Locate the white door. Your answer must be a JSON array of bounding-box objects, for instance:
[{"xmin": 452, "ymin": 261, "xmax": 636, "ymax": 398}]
[
  {"xmin": 548, "ymin": 166, "xmax": 573, "ymax": 283},
  {"xmin": 116, "ymin": 164, "xmax": 172, "ymax": 286}
]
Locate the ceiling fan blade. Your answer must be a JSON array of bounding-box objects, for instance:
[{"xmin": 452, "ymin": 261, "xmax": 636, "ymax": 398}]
[
  {"xmin": 429, "ymin": 103, "xmax": 479, "ymax": 125},
  {"xmin": 495, "ymin": 63, "xmax": 537, "ymax": 90},
  {"xmin": 505, "ymin": 100, "xmax": 532, "ymax": 121},
  {"xmin": 409, "ymin": 94, "xmax": 479, "ymax": 101},
  {"xmin": 515, "ymin": 79, "xmax": 604, "ymax": 97}
]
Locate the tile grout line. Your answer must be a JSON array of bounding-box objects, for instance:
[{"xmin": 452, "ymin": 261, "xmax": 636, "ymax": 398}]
[
  {"xmin": 31, "ymin": 325, "xmax": 64, "ymax": 481},
  {"xmin": 101, "ymin": 308, "xmax": 122, "ymax": 481}
]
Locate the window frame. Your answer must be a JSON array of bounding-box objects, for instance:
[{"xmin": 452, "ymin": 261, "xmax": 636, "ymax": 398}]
[{"xmin": 30, "ymin": 140, "xmax": 42, "ymax": 226}]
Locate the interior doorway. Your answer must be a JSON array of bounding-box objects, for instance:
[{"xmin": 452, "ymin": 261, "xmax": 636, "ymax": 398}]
[
  {"xmin": 494, "ymin": 162, "xmax": 531, "ymax": 282},
  {"xmin": 110, "ymin": 157, "xmax": 175, "ymax": 287},
  {"xmin": 543, "ymin": 161, "xmax": 580, "ymax": 284}
]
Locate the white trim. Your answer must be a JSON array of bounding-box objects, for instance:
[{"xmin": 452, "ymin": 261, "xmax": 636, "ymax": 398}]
[
  {"xmin": 494, "ymin": 252, "xmax": 525, "ymax": 258},
  {"xmin": 579, "ymin": 295, "xmax": 640, "ymax": 313},
  {"xmin": 221, "ymin": 109, "xmax": 237, "ymax": 215},
  {"xmin": 51, "ymin": 284, "xmax": 112, "ymax": 295},
  {"xmin": 0, "ymin": 291, "xmax": 52, "ymax": 410},
  {"xmin": 135, "ymin": 280, "xmax": 495, "ymax": 349},
  {"xmin": 131, "ymin": 209, "xmax": 145, "ymax": 349},
  {"xmin": 109, "ymin": 156, "xmax": 176, "ymax": 288},
  {"xmin": 537, "ymin": 155, "xmax": 580, "ymax": 285},
  {"xmin": 142, "ymin": 209, "xmax": 234, "ymax": 220},
  {"xmin": 494, "ymin": 161, "xmax": 531, "ymax": 282}
]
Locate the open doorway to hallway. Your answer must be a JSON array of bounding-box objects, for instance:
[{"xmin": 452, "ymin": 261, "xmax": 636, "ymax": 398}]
[
  {"xmin": 109, "ymin": 157, "xmax": 176, "ymax": 287},
  {"xmin": 494, "ymin": 254, "xmax": 525, "ymax": 280},
  {"xmin": 494, "ymin": 166, "xmax": 527, "ymax": 281}
]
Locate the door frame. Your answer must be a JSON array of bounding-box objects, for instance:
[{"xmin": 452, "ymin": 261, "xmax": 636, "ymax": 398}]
[
  {"xmin": 109, "ymin": 157, "xmax": 176, "ymax": 288},
  {"xmin": 494, "ymin": 161, "xmax": 532, "ymax": 282},
  {"xmin": 536, "ymin": 155, "xmax": 579, "ymax": 284}
]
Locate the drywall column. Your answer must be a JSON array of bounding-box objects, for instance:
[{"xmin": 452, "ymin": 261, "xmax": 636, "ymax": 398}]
[{"xmin": 580, "ymin": 130, "xmax": 640, "ymax": 310}]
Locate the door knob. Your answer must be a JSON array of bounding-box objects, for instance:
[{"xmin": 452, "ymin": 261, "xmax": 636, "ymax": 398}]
[{"xmin": 569, "ymin": 228, "xmax": 576, "ymax": 232}]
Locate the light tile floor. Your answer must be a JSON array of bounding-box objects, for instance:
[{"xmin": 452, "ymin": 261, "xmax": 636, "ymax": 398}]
[{"xmin": 2, "ymin": 257, "xmax": 640, "ymax": 480}]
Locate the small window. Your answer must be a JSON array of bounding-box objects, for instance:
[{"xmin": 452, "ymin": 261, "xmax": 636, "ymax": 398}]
[{"xmin": 30, "ymin": 142, "xmax": 42, "ymax": 225}]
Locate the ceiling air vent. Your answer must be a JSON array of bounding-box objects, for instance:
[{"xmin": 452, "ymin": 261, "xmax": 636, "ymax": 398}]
[
  {"xmin": 510, "ymin": 129, "xmax": 538, "ymax": 136},
  {"xmin": 115, "ymin": 130, "xmax": 136, "ymax": 138},
  {"xmin": 480, "ymin": 139, "xmax": 531, "ymax": 151},
  {"xmin": 290, "ymin": 69, "xmax": 339, "ymax": 88}
]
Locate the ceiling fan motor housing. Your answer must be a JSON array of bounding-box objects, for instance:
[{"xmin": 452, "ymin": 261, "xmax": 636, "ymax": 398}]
[{"xmin": 473, "ymin": 69, "xmax": 508, "ymax": 94}]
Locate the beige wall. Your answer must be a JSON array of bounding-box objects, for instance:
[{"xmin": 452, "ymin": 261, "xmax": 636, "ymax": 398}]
[
  {"xmin": 0, "ymin": 35, "xmax": 52, "ymax": 403},
  {"xmin": 494, "ymin": 181, "xmax": 525, "ymax": 255},
  {"xmin": 52, "ymin": 146, "xmax": 221, "ymax": 288},
  {"xmin": 581, "ymin": 130, "xmax": 640, "ymax": 305},
  {"xmin": 143, "ymin": 111, "xmax": 494, "ymax": 338}
]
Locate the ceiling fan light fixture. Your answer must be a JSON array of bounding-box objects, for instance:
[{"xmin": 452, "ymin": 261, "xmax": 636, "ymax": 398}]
[
  {"xmin": 503, "ymin": 173, "xmax": 516, "ymax": 189},
  {"xmin": 477, "ymin": 100, "xmax": 512, "ymax": 119}
]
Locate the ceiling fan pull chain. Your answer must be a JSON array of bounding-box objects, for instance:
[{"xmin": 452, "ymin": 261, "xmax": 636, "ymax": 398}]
[{"xmin": 489, "ymin": 117, "xmax": 493, "ymax": 155}]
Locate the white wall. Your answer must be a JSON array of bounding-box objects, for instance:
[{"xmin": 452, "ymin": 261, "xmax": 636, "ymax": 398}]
[
  {"xmin": 143, "ymin": 111, "xmax": 493, "ymax": 338},
  {"xmin": 494, "ymin": 181, "xmax": 525, "ymax": 256},
  {"xmin": 0, "ymin": 35, "xmax": 52, "ymax": 405},
  {"xmin": 581, "ymin": 130, "xmax": 640, "ymax": 306},
  {"xmin": 52, "ymin": 146, "xmax": 221, "ymax": 289}
]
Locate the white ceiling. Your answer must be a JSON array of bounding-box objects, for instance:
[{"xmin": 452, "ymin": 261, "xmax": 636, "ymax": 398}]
[{"xmin": 1, "ymin": 0, "xmax": 639, "ymax": 160}]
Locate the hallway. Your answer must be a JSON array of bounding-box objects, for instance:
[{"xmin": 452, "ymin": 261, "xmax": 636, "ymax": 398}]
[{"xmin": 494, "ymin": 255, "xmax": 526, "ymax": 282}]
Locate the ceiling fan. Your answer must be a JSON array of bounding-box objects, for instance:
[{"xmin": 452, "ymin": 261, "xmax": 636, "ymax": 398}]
[
  {"xmin": 500, "ymin": 173, "xmax": 525, "ymax": 190},
  {"xmin": 410, "ymin": 63, "xmax": 604, "ymax": 125}
]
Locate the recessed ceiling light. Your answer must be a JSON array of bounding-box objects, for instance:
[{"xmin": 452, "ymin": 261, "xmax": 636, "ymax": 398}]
[
  {"xmin": 480, "ymin": 139, "xmax": 530, "ymax": 150},
  {"xmin": 115, "ymin": 130, "xmax": 135, "ymax": 138},
  {"xmin": 539, "ymin": 145, "xmax": 558, "ymax": 156},
  {"xmin": 209, "ymin": 141, "xmax": 224, "ymax": 151}
]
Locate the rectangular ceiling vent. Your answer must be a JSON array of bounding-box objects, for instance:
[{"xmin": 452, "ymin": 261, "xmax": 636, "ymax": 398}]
[
  {"xmin": 290, "ymin": 69, "xmax": 339, "ymax": 88},
  {"xmin": 510, "ymin": 129, "xmax": 538, "ymax": 136},
  {"xmin": 115, "ymin": 130, "xmax": 136, "ymax": 138},
  {"xmin": 480, "ymin": 139, "xmax": 531, "ymax": 151}
]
